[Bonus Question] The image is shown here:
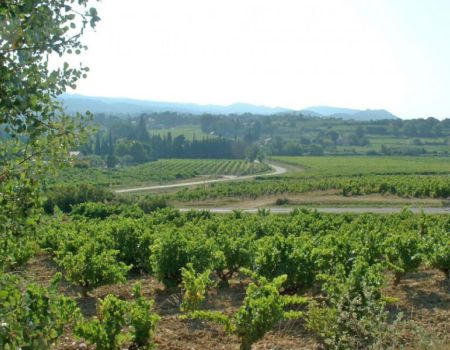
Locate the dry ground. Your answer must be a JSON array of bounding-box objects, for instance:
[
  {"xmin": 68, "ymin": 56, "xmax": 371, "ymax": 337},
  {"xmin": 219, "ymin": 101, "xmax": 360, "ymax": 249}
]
[
  {"xmin": 23, "ymin": 254, "xmax": 450, "ymax": 350},
  {"xmin": 176, "ymin": 190, "xmax": 445, "ymax": 210}
]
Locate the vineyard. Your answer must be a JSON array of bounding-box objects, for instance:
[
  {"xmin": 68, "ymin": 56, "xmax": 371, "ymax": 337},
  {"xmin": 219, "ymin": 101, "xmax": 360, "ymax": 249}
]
[
  {"xmin": 3, "ymin": 2, "xmax": 450, "ymax": 350},
  {"xmin": 168, "ymin": 174, "xmax": 450, "ymax": 201},
  {"xmin": 273, "ymin": 156, "xmax": 450, "ymax": 177},
  {"xmin": 161, "ymin": 156, "xmax": 450, "ymax": 202},
  {"xmin": 2, "ymin": 206, "xmax": 449, "ymax": 349},
  {"xmin": 49, "ymin": 159, "xmax": 270, "ymax": 187}
]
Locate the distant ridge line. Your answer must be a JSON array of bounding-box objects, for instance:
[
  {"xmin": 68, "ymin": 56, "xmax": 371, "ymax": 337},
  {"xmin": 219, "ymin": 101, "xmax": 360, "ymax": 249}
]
[{"xmin": 59, "ymin": 94, "xmax": 399, "ymax": 120}]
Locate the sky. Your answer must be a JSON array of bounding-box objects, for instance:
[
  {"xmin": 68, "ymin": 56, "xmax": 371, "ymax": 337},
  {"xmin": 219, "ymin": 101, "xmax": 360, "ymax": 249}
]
[{"xmin": 68, "ymin": 0, "xmax": 450, "ymax": 119}]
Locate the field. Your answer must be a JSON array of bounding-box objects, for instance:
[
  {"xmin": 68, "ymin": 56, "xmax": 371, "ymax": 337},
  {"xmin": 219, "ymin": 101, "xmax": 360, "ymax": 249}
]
[
  {"xmin": 272, "ymin": 156, "xmax": 450, "ymax": 177},
  {"xmin": 50, "ymin": 159, "xmax": 270, "ymax": 187},
  {"xmin": 150, "ymin": 125, "xmax": 214, "ymax": 139},
  {"xmin": 7, "ymin": 157, "xmax": 450, "ymax": 350},
  {"xmin": 4, "ymin": 4, "xmax": 450, "ymax": 350},
  {"xmin": 12, "ymin": 208, "xmax": 450, "ymax": 350},
  {"xmin": 156, "ymin": 156, "xmax": 450, "ymax": 204}
]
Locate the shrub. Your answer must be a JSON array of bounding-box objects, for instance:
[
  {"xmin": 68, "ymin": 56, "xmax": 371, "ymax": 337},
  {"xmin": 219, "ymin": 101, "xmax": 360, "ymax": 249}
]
[
  {"xmin": 209, "ymin": 223, "xmax": 254, "ymax": 283},
  {"xmin": 257, "ymin": 208, "xmax": 271, "ymax": 216},
  {"xmin": 307, "ymin": 288, "xmax": 388, "ymax": 350},
  {"xmin": 71, "ymin": 202, "xmax": 122, "ymax": 219},
  {"xmin": 43, "ymin": 184, "xmax": 114, "ymax": 213},
  {"xmin": 180, "ymin": 263, "xmax": 213, "ymax": 312},
  {"xmin": 186, "ymin": 271, "xmax": 306, "ymax": 350},
  {"xmin": 0, "ymin": 273, "xmax": 79, "ymax": 350},
  {"xmin": 254, "ymin": 233, "xmax": 316, "ymax": 290},
  {"xmin": 383, "ymin": 231, "xmax": 423, "ymax": 285},
  {"xmin": 150, "ymin": 225, "xmax": 216, "ymax": 288},
  {"xmin": 137, "ymin": 195, "xmax": 168, "ymax": 213},
  {"xmin": 275, "ymin": 197, "xmax": 289, "ymax": 205},
  {"xmin": 75, "ymin": 294, "xmax": 128, "ymax": 350},
  {"xmin": 128, "ymin": 283, "xmax": 160, "ymax": 349},
  {"xmin": 424, "ymin": 228, "xmax": 450, "ymax": 279},
  {"xmin": 107, "ymin": 218, "xmax": 154, "ymax": 272},
  {"xmin": 308, "ymin": 260, "xmax": 387, "ymax": 349},
  {"xmin": 55, "ymin": 224, "xmax": 131, "ymax": 297}
]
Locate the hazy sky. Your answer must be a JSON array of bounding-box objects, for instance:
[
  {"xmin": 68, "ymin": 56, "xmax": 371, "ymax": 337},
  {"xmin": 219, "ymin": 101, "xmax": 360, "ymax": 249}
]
[{"xmin": 69, "ymin": 0, "xmax": 450, "ymax": 118}]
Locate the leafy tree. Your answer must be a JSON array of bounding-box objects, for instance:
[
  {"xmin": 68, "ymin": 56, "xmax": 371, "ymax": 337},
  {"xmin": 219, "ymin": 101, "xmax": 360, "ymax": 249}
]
[
  {"xmin": 0, "ymin": 0, "xmax": 100, "ymax": 269},
  {"xmin": 136, "ymin": 115, "xmax": 150, "ymax": 143},
  {"xmin": 245, "ymin": 144, "xmax": 259, "ymax": 162},
  {"xmin": 106, "ymin": 154, "xmax": 118, "ymax": 169},
  {"xmin": 327, "ymin": 130, "xmax": 339, "ymax": 146},
  {"xmin": 309, "ymin": 143, "xmax": 324, "ymax": 156}
]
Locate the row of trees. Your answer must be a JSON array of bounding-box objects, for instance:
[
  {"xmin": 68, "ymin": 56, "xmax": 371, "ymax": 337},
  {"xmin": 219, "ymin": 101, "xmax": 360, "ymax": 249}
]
[
  {"xmin": 80, "ymin": 117, "xmax": 251, "ymax": 164},
  {"xmin": 74, "ymin": 110, "xmax": 450, "ymax": 161}
]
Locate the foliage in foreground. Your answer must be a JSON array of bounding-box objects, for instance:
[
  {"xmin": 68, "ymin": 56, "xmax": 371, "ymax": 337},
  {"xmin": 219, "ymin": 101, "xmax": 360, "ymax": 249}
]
[
  {"xmin": 75, "ymin": 287, "xmax": 160, "ymax": 350},
  {"xmin": 129, "ymin": 284, "xmax": 160, "ymax": 349},
  {"xmin": 9, "ymin": 208, "xmax": 449, "ymax": 348},
  {"xmin": 0, "ymin": 273, "xmax": 79, "ymax": 350},
  {"xmin": 75, "ymin": 294, "xmax": 128, "ymax": 350},
  {"xmin": 180, "ymin": 263, "xmax": 213, "ymax": 312},
  {"xmin": 307, "ymin": 259, "xmax": 387, "ymax": 349},
  {"xmin": 54, "ymin": 223, "xmax": 131, "ymax": 296},
  {"xmin": 0, "ymin": 0, "xmax": 99, "ymax": 270},
  {"xmin": 185, "ymin": 270, "xmax": 307, "ymax": 350}
]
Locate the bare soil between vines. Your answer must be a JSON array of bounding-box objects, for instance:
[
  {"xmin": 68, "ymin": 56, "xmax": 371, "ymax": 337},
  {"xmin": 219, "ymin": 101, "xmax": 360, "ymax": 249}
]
[{"xmin": 23, "ymin": 253, "xmax": 450, "ymax": 350}]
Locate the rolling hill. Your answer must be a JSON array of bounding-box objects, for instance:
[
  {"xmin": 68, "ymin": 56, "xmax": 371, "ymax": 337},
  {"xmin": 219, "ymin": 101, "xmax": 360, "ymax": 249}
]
[
  {"xmin": 303, "ymin": 106, "xmax": 399, "ymax": 120},
  {"xmin": 59, "ymin": 94, "xmax": 399, "ymax": 120}
]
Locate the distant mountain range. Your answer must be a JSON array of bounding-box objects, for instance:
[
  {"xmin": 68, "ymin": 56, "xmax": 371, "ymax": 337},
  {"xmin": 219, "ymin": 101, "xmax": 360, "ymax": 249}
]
[
  {"xmin": 59, "ymin": 94, "xmax": 399, "ymax": 121},
  {"xmin": 59, "ymin": 94, "xmax": 290, "ymax": 115},
  {"xmin": 302, "ymin": 106, "xmax": 399, "ymax": 121}
]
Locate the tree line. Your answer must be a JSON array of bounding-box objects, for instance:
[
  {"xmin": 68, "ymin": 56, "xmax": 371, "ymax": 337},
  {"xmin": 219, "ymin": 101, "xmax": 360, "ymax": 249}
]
[{"xmin": 80, "ymin": 116, "xmax": 250, "ymax": 166}]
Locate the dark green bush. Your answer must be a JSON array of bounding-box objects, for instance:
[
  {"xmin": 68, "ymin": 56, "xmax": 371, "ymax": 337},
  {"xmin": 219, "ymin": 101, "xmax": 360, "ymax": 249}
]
[
  {"xmin": 43, "ymin": 184, "xmax": 114, "ymax": 213},
  {"xmin": 150, "ymin": 225, "xmax": 216, "ymax": 288}
]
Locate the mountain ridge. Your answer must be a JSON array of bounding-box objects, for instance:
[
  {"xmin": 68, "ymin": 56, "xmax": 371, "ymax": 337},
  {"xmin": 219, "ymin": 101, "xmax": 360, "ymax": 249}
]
[{"xmin": 59, "ymin": 94, "xmax": 399, "ymax": 120}]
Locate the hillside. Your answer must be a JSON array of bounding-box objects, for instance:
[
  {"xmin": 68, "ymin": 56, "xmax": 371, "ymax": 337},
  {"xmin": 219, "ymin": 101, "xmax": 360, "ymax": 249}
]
[
  {"xmin": 304, "ymin": 106, "xmax": 399, "ymax": 120},
  {"xmin": 60, "ymin": 94, "xmax": 399, "ymax": 120},
  {"xmin": 59, "ymin": 94, "xmax": 290, "ymax": 115}
]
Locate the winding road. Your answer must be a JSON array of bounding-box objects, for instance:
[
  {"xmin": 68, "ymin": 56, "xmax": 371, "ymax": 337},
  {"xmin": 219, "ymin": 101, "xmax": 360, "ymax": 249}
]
[
  {"xmin": 114, "ymin": 162, "xmax": 286, "ymax": 194},
  {"xmin": 114, "ymin": 162, "xmax": 449, "ymax": 214}
]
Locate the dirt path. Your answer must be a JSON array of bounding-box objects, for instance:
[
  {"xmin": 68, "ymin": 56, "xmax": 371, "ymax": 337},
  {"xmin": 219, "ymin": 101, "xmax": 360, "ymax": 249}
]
[
  {"xmin": 114, "ymin": 162, "xmax": 287, "ymax": 194},
  {"xmin": 178, "ymin": 207, "xmax": 450, "ymax": 214}
]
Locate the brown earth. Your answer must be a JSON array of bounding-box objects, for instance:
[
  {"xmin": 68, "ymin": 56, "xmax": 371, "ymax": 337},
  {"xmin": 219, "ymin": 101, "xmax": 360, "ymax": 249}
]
[
  {"xmin": 23, "ymin": 254, "xmax": 450, "ymax": 350},
  {"xmin": 176, "ymin": 190, "xmax": 444, "ymax": 209}
]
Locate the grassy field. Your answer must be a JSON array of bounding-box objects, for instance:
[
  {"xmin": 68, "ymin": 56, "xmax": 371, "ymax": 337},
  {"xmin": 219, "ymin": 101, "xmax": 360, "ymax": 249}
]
[
  {"xmin": 51, "ymin": 159, "xmax": 270, "ymax": 187},
  {"xmin": 272, "ymin": 156, "xmax": 450, "ymax": 177}
]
